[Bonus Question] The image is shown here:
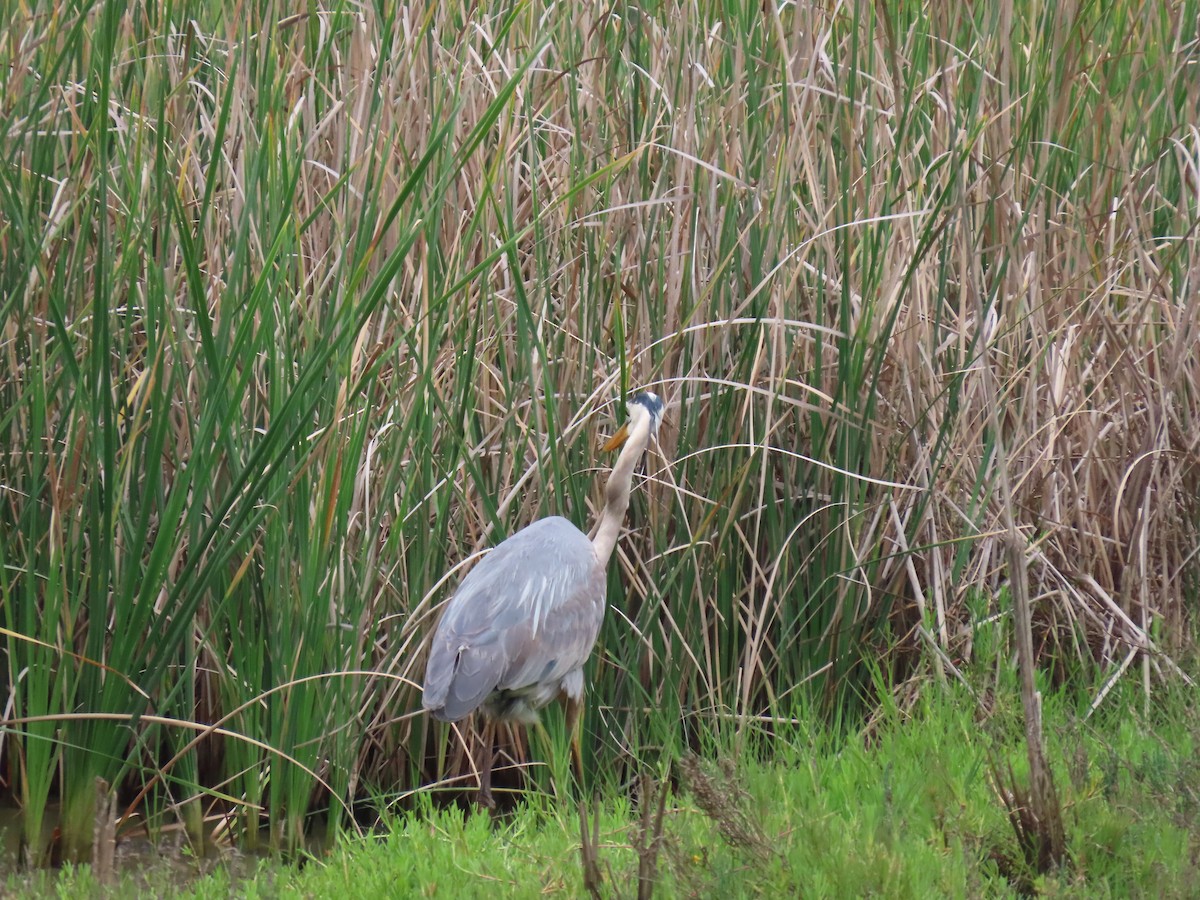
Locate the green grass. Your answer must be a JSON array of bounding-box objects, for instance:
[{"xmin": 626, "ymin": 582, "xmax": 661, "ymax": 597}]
[
  {"xmin": 8, "ymin": 683, "xmax": 1200, "ymax": 898},
  {"xmin": 1, "ymin": 0, "xmax": 1198, "ymax": 867}
]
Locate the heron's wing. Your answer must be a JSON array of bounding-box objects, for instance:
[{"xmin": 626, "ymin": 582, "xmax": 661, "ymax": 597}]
[
  {"xmin": 422, "ymin": 517, "xmax": 606, "ymax": 722},
  {"xmin": 494, "ymin": 566, "xmax": 606, "ymax": 698}
]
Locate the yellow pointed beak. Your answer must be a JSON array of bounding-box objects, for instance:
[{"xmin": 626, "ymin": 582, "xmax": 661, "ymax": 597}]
[{"xmin": 603, "ymin": 423, "xmax": 630, "ymax": 452}]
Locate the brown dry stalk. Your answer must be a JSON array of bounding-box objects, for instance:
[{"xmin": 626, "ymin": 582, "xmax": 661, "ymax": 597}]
[{"xmin": 677, "ymin": 753, "xmax": 771, "ymax": 864}]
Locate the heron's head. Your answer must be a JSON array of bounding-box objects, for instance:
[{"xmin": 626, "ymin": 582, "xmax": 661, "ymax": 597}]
[{"xmin": 603, "ymin": 391, "xmax": 664, "ymax": 451}]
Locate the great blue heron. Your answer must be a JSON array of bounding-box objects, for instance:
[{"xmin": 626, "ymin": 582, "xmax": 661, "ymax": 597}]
[{"xmin": 422, "ymin": 392, "xmax": 663, "ymax": 807}]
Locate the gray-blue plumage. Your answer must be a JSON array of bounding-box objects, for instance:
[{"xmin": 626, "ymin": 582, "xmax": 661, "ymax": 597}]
[{"xmin": 422, "ymin": 516, "xmax": 606, "ymax": 724}]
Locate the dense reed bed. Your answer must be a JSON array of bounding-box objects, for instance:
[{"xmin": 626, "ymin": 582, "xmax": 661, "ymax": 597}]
[{"xmin": 2, "ymin": 0, "xmax": 1197, "ymax": 863}]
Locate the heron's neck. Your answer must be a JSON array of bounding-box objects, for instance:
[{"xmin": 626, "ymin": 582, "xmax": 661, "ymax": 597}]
[{"xmin": 591, "ymin": 419, "xmax": 651, "ymax": 567}]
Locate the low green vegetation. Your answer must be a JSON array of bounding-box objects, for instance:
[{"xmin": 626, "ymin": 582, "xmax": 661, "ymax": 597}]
[
  {"xmin": 8, "ymin": 683, "xmax": 1199, "ymax": 897},
  {"xmin": 2, "ymin": 0, "xmax": 1197, "ymax": 880}
]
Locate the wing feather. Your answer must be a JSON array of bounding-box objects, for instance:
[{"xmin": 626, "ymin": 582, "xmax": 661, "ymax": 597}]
[{"xmin": 422, "ymin": 516, "xmax": 605, "ymax": 722}]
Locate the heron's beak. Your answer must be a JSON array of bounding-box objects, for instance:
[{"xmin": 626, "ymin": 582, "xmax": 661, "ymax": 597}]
[{"xmin": 603, "ymin": 423, "xmax": 630, "ymax": 452}]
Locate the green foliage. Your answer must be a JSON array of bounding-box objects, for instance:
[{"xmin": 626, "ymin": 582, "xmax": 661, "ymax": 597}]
[
  {"xmin": 1, "ymin": 0, "xmax": 1198, "ymax": 862},
  {"xmin": 9, "ymin": 687, "xmax": 1200, "ymax": 897}
]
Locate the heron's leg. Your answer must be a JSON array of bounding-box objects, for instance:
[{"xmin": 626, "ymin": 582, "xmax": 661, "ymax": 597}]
[
  {"xmin": 478, "ymin": 718, "xmax": 496, "ymax": 810},
  {"xmin": 565, "ymin": 696, "xmax": 585, "ymax": 793}
]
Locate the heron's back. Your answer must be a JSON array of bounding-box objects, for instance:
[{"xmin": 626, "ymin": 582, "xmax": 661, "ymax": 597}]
[{"xmin": 422, "ymin": 516, "xmax": 606, "ymax": 722}]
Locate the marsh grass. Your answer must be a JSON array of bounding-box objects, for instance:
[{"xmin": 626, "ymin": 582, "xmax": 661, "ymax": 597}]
[
  {"xmin": 8, "ymin": 684, "xmax": 1200, "ymax": 897},
  {"xmin": 2, "ymin": 0, "xmax": 1198, "ymax": 861}
]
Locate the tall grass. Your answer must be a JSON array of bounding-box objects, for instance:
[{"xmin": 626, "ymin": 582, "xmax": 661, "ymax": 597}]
[{"xmin": 1, "ymin": 0, "xmax": 1197, "ymax": 861}]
